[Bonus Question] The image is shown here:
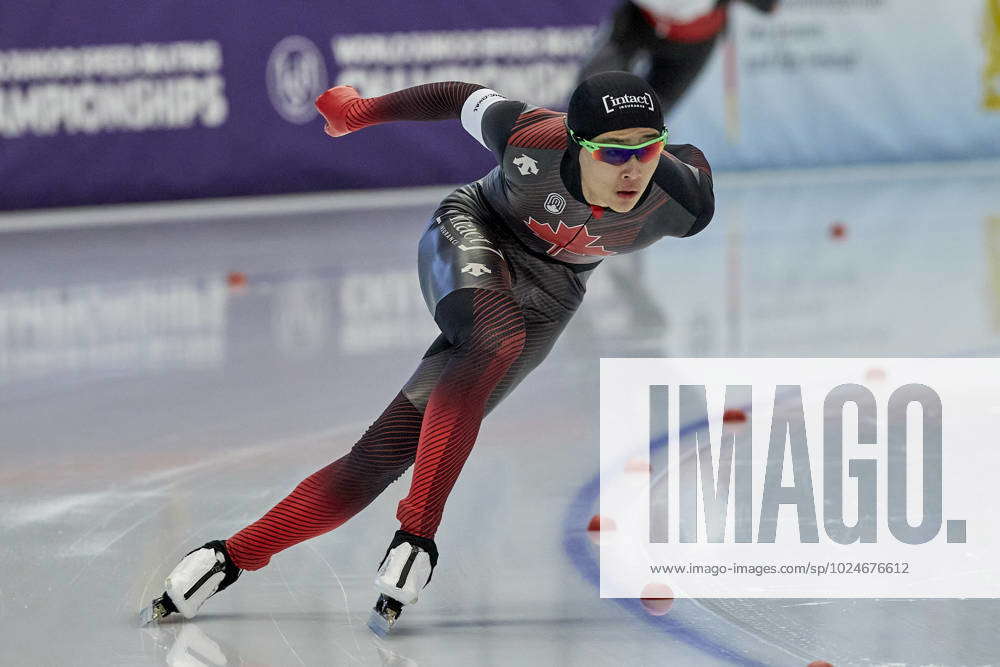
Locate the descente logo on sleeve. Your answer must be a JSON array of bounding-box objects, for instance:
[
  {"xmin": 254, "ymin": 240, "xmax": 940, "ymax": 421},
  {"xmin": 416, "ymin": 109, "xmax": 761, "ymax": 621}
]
[{"xmin": 602, "ymin": 92, "xmax": 655, "ymax": 114}]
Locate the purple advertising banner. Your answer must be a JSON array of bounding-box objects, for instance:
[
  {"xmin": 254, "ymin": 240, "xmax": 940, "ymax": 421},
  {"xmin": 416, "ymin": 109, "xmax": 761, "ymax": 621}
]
[
  {"xmin": 0, "ymin": 1, "xmax": 607, "ymax": 210},
  {"xmin": 5, "ymin": 2, "xmax": 998, "ymax": 212}
]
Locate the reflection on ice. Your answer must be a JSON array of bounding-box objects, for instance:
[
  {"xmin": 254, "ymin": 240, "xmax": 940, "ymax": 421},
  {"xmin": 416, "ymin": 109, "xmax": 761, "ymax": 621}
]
[
  {"xmin": 0, "ymin": 277, "xmax": 227, "ymax": 381},
  {"xmin": 164, "ymin": 624, "xmax": 229, "ymax": 667}
]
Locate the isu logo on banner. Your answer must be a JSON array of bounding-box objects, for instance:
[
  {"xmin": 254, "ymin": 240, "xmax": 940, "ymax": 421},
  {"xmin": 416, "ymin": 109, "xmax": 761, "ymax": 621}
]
[{"xmin": 266, "ymin": 36, "xmax": 329, "ymax": 124}]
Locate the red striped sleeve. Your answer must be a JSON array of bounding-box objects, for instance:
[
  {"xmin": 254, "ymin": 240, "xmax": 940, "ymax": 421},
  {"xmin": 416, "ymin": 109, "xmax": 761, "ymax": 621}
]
[{"xmin": 341, "ymin": 82, "xmax": 484, "ymax": 132}]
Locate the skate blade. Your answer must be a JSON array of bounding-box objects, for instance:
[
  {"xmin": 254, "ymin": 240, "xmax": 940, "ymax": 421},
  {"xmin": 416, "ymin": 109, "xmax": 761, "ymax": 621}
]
[
  {"xmin": 138, "ymin": 604, "xmax": 157, "ymax": 626},
  {"xmin": 368, "ymin": 594, "xmax": 404, "ymax": 637},
  {"xmin": 138, "ymin": 596, "xmax": 172, "ymax": 626},
  {"xmin": 367, "ymin": 609, "xmax": 394, "ymax": 637}
]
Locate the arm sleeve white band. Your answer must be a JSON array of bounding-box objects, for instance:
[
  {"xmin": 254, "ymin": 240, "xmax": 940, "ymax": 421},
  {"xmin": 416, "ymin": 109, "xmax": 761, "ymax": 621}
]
[{"xmin": 461, "ymin": 88, "xmax": 507, "ymax": 150}]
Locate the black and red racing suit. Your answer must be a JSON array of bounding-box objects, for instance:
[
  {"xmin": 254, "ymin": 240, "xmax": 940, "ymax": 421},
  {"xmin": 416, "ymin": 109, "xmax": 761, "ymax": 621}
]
[{"xmin": 225, "ymin": 82, "xmax": 714, "ymax": 569}]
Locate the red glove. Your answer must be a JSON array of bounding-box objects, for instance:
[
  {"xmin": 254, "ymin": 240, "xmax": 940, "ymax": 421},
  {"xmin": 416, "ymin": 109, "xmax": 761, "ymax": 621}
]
[{"xmin": 315, "ymin": 86, "xmax": 361, "ymax": 138}]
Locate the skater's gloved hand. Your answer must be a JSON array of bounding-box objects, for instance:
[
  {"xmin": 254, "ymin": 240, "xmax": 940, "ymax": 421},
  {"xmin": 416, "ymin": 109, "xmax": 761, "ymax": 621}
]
[{"xmin": 316, "ymin": 85, "xmax": 361, "ymax": 138}]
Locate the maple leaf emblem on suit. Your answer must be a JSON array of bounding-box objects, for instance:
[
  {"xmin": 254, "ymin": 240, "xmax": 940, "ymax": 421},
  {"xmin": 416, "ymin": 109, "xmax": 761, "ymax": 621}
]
[{"xmin": 523, "ymin": 217, "xmax": 617, "ymax": 257}]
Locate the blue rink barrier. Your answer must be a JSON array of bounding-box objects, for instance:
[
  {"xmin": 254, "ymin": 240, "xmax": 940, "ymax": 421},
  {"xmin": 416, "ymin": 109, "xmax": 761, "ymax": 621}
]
[{"xmin": 560, "ymin": 419, "xmax": 778, "ymax": 665}]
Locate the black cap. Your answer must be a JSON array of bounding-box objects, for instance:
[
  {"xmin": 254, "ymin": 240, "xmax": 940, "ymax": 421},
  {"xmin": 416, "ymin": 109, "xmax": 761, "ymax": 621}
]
[{"xmin": 567, "ymin": 71, "xmax": 664, "ymax": 141}]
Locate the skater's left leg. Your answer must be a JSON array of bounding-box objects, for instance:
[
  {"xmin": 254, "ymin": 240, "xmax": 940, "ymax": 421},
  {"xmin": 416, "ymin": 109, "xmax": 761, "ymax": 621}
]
[
  {"xmin": 371, "ymin": 198, "xmax": 587, "ymax": 628},
  {"xmin": 395, "ymin": 287, "xmax": 526, "ymax": 539},
  {"xmin": 369, "ymin": 286, "xmax": 525, "ymax": 630},
  {"xmin": 370, "ymin": 283, "xmax": 585, "ymax": 630}
]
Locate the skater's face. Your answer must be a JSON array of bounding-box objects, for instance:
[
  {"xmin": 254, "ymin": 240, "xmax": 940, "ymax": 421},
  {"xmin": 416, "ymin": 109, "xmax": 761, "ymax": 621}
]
[{"xmin": 578, "ymin": 127, "xmax": 662, "ymax": 213}]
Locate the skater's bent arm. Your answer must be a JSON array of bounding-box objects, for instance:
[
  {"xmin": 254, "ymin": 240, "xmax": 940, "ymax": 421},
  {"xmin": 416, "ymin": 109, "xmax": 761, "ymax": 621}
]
[{"xmin": 653, "ymin": 144, "xmax": 715, "ymax": 238}]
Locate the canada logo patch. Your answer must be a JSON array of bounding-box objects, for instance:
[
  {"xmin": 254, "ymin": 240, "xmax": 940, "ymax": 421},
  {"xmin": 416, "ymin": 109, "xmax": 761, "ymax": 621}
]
[{"xmin": 524, "ymin": 217, "xmax": 616, "ymax": 257}]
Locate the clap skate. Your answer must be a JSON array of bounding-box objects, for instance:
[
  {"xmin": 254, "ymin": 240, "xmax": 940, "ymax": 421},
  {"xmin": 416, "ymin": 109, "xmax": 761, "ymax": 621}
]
[
  {"xmin": 140, "ymin": 540, "xmax": 242, "ymax": 625},
  {"xmin": 367, "ymin": 530, "xmax": 438, "ymax": 636}
]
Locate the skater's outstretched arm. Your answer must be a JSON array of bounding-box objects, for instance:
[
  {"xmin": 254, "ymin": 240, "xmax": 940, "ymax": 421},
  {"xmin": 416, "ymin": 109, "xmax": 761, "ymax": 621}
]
[
  {"xmin": 316, "ymin": 81, "xmax": 487, "ymax": 137},
  {"xmin": 315, "ymin": 82, "xmax": 529, "ymax": 163}
]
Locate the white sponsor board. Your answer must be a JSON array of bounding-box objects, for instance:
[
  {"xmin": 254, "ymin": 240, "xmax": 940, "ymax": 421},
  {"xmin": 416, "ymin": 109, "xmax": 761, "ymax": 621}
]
[
  {"xmin": 671, "ymin": 0, "xmax": 1000, "ymax": 167},
  {"xmin": 600, "ymin": 358, "xmax": 1000, "ymax": 597}
]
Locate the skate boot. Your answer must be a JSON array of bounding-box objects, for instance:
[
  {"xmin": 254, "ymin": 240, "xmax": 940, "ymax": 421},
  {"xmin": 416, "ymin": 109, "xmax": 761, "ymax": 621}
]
[
  {"xmin": 139, "ymin": 540, "xmax": 242, "ymax": 625},
  {"xmin": 367, "ymin": 530, "xmax": 438, "ymax": 636}
]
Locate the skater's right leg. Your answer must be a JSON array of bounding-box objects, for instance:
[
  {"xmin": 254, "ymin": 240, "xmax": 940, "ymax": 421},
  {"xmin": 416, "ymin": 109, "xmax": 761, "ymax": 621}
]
[
  {"xmin": 225, "ymin": 391, "xmax": 425, "ymax": 571},
  {"xmin": 145, "ymin": 355, "xmax": 449, "ymax": 622},
  {"xmin": 141, "ymin": 540, "xmax": 242, "ymax": 623}
]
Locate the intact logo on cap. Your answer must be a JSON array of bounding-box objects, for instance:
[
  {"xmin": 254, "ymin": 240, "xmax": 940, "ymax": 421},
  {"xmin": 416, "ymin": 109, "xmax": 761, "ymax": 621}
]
[{"xmin": 602, "ymin": 92, "xmax": 655, "ymax": 114}]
